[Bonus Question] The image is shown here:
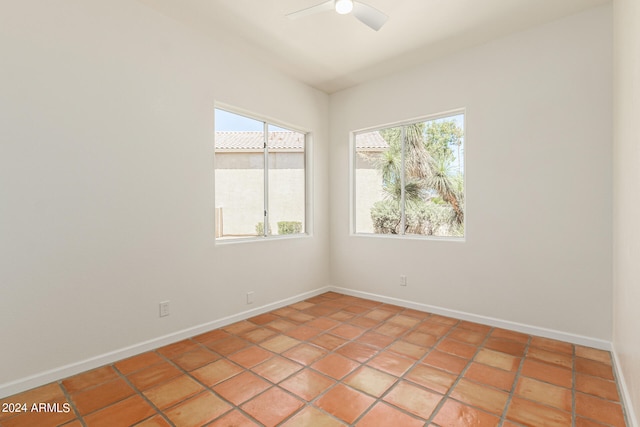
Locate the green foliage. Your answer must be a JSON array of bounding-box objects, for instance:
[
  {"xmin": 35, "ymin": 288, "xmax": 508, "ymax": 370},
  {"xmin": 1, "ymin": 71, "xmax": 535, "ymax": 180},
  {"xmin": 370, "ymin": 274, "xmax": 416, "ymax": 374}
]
[
  {"xmin": 371, "ymin": 199, "xmax": 459, "ymax": 236},
  {"xmin": 409, "ymin": 202, "xmax": 452, "ymax": 236},
  {"xmin": 425, "ymin": 120, "xmax": 463, "ymax": 164},
  {"xmin": 380, "ymin": 120, "xmax": 462, "ymax": 167},
  {"xmin": 375, "ymin": 129, "xmax": 402, "ymax": 186},
  {"xmin": 382, "ymin": 179, "xmax": 423, "ymax": 205},
  {"xmin": 369, "ymin": 116, "xmax": 465, "ymax": 236},
  {"xmin": 255, "ymin": 222, "xmax": 272, "ymax": 236},
  {"xmin": 371, "ymin": 200, "xmax": 402, "ymax": 234},
  {"xmin": 277, "ymin": 221, "xmax": 302, "ymax": 235},
  {"xmin": 379, "ymin": 126, "xmax": 404, "ymax": 148}
]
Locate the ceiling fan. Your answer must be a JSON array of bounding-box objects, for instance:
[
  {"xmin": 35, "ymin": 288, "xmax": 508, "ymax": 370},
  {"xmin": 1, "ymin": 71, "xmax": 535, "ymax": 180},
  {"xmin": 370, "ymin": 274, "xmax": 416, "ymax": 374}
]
[{"xmin": 286, "ymin": 0, "xmax": 388, "ymax": 31}]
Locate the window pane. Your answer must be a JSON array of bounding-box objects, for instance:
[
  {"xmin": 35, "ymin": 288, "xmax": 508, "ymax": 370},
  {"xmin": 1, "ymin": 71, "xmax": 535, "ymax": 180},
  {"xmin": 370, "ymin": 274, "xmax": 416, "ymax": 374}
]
[
  {"xmin": 354, "ymin": 127, "xmax": 400, "ymax": 234},
  {"xmin": 268, "ymin": 124, "xmax": 305, "ymax": 236},
  {"xmin": 403, "ymin": 116, "xmax": 464, "ymax": 237},
  {"xmin": 215, "ymin": 109, "xmax": 265, "ymax": 238}
]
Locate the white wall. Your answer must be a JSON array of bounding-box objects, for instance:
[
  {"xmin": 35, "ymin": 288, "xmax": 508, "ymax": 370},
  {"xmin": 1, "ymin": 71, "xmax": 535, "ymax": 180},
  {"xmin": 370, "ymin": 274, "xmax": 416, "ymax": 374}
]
[
  {"xmin": 329, "ymin": 6, "xmax": 613, "ymax": 340},
  {"xmin": 613, "ymin": 0, "xmax": 640, "ymax": 422},
  {"xmin": 0, "ymin": 0, "xmax": 329, "ymax": 390},
  {"xmin": 1, "ymin": 0, "xmax": 628, "ymax": 407}
]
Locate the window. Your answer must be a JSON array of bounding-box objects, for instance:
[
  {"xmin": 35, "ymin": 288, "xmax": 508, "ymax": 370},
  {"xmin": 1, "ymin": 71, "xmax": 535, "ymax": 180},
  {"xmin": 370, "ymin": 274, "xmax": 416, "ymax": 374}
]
[
  {"xmin": 353, "ymin": 111, "xmax": 465, "ymax": 238},
  {"xmin": 215, "ymin": 108, "xmax": 306, "ymax": 240}
]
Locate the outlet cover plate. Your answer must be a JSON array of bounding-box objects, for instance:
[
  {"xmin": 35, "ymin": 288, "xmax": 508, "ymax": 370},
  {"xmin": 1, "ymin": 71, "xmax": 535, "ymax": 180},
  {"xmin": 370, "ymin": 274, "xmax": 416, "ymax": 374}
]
[{"xmin": 159, "ymin": 301, "xmax": 170, "ymax": 317}]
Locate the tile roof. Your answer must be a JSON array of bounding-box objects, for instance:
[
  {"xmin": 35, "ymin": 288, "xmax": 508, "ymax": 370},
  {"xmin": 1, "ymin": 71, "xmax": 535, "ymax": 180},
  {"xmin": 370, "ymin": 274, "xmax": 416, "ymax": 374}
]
[
  {"xmin": 215, "ymin": 131, "xmax": 389, "ymax": 151},
  {"xmin": 355, "ymin": 132, "xmax": 389, "ymax": 149},
  {"xmin": 215, "ymin": 131, "xmax": 304, "ymax": 150}
]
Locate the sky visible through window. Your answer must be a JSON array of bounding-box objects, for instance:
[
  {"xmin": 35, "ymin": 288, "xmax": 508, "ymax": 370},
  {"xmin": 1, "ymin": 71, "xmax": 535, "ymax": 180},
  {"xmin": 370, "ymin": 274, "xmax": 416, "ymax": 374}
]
[
  {"xmin": 442, "ymin": 113, "xmax": 464, "ymax": 174},
  {"xmin": 215, "ymin": 109, "xmax": 463, "ymax": 173},
  {"xmin": 215, "ymin": 109, "xmax": 289, "ymax": 132}
]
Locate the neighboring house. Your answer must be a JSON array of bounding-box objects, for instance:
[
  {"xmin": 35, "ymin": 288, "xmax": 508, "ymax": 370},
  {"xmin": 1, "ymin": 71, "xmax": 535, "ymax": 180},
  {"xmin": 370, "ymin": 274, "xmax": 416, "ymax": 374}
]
[
  {"xmin": 215, "ymin": 131, "xmax": 306, "ymax": 169},
  {"xmin": 354, "ymin": 132, "xmax": 389, "ymax": 233},
  {"xmin": 354, "ymin": 131, "xmax": 389, "ymax": 165},
  {"xmin": 214, "ymin": 131, "xmax": 389, "ymax": 236},
  {"xmin": 214, "ymin": 131, "xmax": 306, "ymax": 237}
]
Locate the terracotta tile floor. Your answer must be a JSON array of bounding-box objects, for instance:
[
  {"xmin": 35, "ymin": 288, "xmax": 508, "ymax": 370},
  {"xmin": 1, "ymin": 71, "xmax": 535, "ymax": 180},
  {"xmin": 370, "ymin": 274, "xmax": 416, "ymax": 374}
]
[{"xmin": 0, "ymin": 292, "xmax": 630, "ymax": 427}]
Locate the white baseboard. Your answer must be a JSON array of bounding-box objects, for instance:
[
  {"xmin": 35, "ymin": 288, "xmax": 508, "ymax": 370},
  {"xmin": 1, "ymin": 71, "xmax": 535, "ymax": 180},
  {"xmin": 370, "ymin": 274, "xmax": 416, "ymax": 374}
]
[
  {"xmin": 611, "ymin": 345, "xmax": 639, "ymax": 427},
  {"xmin": 0, "ymin": 286, "xmax": 332, "ymax": 399},
  {"xmin": 1, "ymin": 285, "xmax": 620, "ymax": 402},
  {"xmin": 329, "ymin": 286, "xmax": 612, "ymax": 350}
]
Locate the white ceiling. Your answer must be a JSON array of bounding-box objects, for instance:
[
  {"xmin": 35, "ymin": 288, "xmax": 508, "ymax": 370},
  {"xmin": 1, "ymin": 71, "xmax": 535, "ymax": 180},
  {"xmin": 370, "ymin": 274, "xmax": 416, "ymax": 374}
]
[{"xmin": 139, "ymin": 0, "xmax": 610, "ymax": 93}]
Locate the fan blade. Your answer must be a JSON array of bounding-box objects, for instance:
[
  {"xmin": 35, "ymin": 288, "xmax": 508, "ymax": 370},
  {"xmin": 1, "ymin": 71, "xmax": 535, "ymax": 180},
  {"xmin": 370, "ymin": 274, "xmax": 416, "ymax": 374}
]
[
  {"xmin": 352, "ymin": 1, "xmax": 388, "ymax": 31},
  {"xmin": 286, "ymin": 0, "xmax": 334, "ymax": 19}
]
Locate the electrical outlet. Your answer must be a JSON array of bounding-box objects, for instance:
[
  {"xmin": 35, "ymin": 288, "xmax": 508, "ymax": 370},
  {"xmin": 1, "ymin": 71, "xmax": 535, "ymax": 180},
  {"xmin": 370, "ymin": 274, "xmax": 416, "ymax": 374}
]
[
  {"xmin": 400, "ymin": 275, "xmax": 407, "ymax": 286},
  {"xmin": 246, "ymin": 291, "xmax": 254, "ymax": 304},
  {"xmin": 159, "ymin": 301, "xmax": 170, "ymax": 317}
]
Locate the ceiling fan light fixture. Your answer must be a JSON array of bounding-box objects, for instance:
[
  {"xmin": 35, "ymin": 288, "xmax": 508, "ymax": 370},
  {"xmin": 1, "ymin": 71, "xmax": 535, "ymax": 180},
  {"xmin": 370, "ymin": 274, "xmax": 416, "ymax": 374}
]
[{"xmin": 335, "ymin": 0, "xmax": 354, "ymax": 15}]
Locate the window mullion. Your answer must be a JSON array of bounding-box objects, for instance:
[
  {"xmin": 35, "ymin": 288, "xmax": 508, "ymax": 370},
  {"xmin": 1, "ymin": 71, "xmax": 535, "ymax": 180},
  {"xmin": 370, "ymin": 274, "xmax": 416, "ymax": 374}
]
[
  {"xmin": 263, "ymin": 121, "xmax": 269, "ymax": 237},
  {"xmin": 400, "ymin": 126, "xmax": 406, "ymax": 234}
]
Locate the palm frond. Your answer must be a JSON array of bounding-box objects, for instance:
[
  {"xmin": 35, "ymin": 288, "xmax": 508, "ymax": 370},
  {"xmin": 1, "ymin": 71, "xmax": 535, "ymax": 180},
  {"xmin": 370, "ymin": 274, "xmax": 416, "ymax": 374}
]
[{"xmin": 427, "ymin": 157, "xmax": 464, "ymax": 224}]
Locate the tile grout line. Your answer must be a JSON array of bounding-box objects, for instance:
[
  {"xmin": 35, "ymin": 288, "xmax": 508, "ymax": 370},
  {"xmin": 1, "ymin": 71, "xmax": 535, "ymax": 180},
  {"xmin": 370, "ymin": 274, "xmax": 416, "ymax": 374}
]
[
  {"xmin": 57, "ymin": 381, "xmax": 88, "ymax": 427},
  {"xmin": 497, "ymin": 335, "xmax": 531, "ymax": 426},
  {"xmin": 610, "ymin": 348, "xmax": 633, "ymax": 427},
  {"xmin": 292, "ymin": 302, "xmax": 427, "ymax": 426},
  {"xmin": 195, "ymin": 299, "xmax": 367, "ymax": 426},
  {"xmin": 122, "ymin": 339, "xmax": 268, "ymax": 426},
  {"xmin": 409, "ymin": 318, "xmax": 470, "ymax": 425},
  {"xmin": 572, "ymin": 348, "xmax": 627, "ymax": 427},
  {"xmin": 195, "ymin": 307, "xmax": 331, "ymax": 425},
  {"xmin": 9, "ymin": 293, "xmax": 625, "ymax": 427},
  {"xmin": 153, "ymin": 341, "xmax": 269, "ymax": 427},
  {"xmin": 345, "ymin": 311, "xmax": 526, "ymax": 426},
  {"xmin": 424, "ymin": 324, "xmax": 497, "ymax": 426},
  {"xmin": 276, "ymin": 295, "xmax": 402, "ymax": 425},
  {"xmin": 572, "ymin": 344, "xmax": 577, "ymax": 427},
  {"xmin": 275, "ymin": 299, "xmax": 389, "ymax": 426},
  {"xmin": 111, "ymin": 355, "xmax": 178, "ymax": 427},
  {"xmin": 261, "ymin": 300, "xmax": 444, "ymax": 425},
  {"xmin": 353, "ymin": 313, "xmax": 497, "ymax": 425},
  {"xmin": 347, "ymin": 310, "xmax": 448, "ymax": 426},
  {"xmin": 57, "ymin": 361, "xmax": 172, "ymax": 427},
  {"xmin": 500, "ymin": 342, "xmax": 622, "ymax": 426},
  {"xmin": 231, "ymin": 297, "xmax": 384, "ymax": 426}
]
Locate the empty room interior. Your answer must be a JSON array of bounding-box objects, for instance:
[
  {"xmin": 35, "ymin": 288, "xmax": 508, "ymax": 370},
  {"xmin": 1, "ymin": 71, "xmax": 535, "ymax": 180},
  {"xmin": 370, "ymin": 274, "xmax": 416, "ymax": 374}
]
[{"xmin": 1, "ymin": 0, "xmax": 639, "ymax": 426}]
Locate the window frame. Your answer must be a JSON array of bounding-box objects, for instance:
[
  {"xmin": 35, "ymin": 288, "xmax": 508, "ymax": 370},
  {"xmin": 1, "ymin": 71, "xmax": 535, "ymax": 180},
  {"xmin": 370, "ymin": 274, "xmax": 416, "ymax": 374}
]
[
  {"xmin": 214, "ymin": 104, "xmax": 311, "ymax": 243},
  {"xmin": 350, "ymin": 108, "xmax": 466, "ymax": 241}
]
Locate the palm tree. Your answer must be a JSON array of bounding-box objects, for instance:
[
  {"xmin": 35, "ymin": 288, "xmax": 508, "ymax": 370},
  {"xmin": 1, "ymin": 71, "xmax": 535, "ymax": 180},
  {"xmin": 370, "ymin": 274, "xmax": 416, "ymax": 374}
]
[
  {"xmin": 428, "ymin": 156, "xmax": 464, "ymax": 224},
  {"xmin": 372, "ymin": 120, "xmax": 464, "ymax": 234}
]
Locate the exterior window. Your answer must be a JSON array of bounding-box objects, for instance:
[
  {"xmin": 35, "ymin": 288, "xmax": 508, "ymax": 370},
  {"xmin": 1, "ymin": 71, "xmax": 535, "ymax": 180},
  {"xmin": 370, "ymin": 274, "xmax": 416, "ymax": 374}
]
[
  {"xmin": 215, "ymin": 108, "xmax": 306, "ymax": 240},
  {"xmin": 354, "ymin": 112, "xmax": 465, "ymax": 238}
]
